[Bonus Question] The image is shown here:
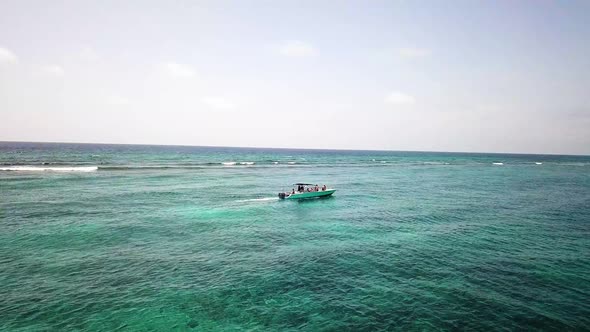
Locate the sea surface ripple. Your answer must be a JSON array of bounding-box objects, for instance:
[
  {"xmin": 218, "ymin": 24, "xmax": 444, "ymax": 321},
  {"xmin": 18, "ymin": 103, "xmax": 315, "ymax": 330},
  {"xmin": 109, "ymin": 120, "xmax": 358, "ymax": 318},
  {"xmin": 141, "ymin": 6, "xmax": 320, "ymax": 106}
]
[{"xmin": 1, "ymin": 142, "xmax": 589, "ymax": 331}]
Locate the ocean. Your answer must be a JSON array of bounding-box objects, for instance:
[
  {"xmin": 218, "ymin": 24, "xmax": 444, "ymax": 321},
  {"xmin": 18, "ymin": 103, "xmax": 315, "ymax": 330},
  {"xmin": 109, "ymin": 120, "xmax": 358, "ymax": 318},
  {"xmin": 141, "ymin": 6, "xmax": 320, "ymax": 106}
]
[{"xmin": 1, "ymin": 142, "xmax": 589, "ymax": 331}]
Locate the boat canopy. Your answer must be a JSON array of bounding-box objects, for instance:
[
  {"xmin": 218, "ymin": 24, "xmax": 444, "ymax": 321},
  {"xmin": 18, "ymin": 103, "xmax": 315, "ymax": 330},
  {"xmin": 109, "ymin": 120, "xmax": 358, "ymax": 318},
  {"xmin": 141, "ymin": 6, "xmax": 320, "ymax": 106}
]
[{"xmin": 293, "ymin": 183, "xmax": 315, "ymax": 186}]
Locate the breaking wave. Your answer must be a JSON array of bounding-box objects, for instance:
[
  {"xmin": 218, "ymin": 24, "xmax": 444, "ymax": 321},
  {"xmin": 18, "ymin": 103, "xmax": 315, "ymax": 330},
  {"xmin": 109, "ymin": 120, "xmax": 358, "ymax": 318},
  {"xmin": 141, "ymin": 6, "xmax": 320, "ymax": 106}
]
[
  {"xmin": 222, "ymin": 161, "xmax": 255, "ymax": 166},
  {"xmin": 0, "ymin": 166, "xmax": 98, "ymax": 172},
  {"xmin": 5, "ymin": 160, "xmax": 586, "ymax": 173}
]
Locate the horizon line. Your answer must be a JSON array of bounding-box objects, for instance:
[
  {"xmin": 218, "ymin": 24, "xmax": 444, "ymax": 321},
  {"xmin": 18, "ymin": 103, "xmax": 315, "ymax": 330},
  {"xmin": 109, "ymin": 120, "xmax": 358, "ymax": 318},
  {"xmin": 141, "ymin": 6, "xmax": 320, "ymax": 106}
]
[{"xmin": 1, "ymin": 140, "xmax": 588, "ymax": 157}]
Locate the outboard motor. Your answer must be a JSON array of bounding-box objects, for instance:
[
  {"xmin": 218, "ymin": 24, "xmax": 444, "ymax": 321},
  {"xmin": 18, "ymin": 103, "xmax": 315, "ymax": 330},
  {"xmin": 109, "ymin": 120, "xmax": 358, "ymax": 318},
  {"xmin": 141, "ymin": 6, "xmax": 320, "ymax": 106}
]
[{"xmin": 278, "ymin": 192, "xmax": 286, "ymax": 199}]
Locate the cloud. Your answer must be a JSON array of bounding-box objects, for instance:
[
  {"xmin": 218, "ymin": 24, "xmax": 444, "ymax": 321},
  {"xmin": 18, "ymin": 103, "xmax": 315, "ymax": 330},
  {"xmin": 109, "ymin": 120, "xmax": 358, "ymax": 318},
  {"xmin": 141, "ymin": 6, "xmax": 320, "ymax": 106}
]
[
  {"xmin": 279, "ymin": 41, "xmax": 317, "ymax": 57},
  {"xmin": 385, "ymin": 91, "xmax": 415, "ymax": 105},
  {"xmin": 106, "ymin": 95, "xmax": 132, "ymax": 106},
  {"xmin": 202, "ymin": 97, "xmax": 235, "ymax": 109},
  {"xmin": 79, "ymin": 47, "xmax": 100, "ymax": 62},
  {"xmin": 40, "ymin": 65, "xmax": 65, "ymax": 77},
  {"xmin": 0, "ymin": 47, "xmax": 18, "ymax": 64},
  {"xmin": 398, "ymin": 47, "xmax": 431, "ymax": 58},
  {"xmin": 162, "ymin": 62, "xmax": 195, "ymax": 77}
]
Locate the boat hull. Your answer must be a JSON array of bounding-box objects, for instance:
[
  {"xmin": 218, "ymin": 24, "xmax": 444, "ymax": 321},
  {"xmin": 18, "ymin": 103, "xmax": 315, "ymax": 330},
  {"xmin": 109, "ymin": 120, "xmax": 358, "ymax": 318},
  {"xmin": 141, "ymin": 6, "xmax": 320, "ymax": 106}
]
[{"xmin": 284, "ymin": 189, "xmax": 335, "ymax": 200}]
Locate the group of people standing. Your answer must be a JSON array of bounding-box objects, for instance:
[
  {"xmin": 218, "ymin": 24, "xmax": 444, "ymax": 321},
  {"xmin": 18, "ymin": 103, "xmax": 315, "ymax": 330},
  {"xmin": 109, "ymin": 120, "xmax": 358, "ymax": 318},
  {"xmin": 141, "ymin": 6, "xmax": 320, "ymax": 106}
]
[{"xmin": 293, "ymin": 184, "xmax": 327, "ymax": 194}]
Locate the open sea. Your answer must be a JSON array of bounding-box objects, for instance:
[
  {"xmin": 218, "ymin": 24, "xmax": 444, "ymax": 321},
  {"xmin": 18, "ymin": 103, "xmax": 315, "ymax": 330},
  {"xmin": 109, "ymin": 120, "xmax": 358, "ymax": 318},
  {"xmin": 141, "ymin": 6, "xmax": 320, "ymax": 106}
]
[{"xmin": 1, "ymin": 142, "xmax": 589, "ymax": 331}]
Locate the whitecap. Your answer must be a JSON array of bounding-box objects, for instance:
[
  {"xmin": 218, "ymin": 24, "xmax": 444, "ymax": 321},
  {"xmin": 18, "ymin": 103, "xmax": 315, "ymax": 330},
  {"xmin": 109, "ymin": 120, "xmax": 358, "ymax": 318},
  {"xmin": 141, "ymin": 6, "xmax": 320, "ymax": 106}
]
[
  {"xmin": 239, "ymin": 162, "xmax": 255, "ymax": 165},
  {"xmin": 493, "ymin": 162, "xmax": 504, "ymax": 166},
  {"xmin": 222, "ymin": 162, "xmax": 237, "ymax": 166},
  {"xmin": 535, "ymin": 162, "xmax": 543, "ymax": 165}
]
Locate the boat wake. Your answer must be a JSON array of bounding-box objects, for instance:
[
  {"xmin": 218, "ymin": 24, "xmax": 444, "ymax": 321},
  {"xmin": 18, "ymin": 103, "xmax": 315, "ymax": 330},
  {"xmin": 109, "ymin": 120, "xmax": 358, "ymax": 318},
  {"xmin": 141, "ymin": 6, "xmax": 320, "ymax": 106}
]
[{"xmin": 236, "ymin": 197, "xmax": 279, "ymax": 203}]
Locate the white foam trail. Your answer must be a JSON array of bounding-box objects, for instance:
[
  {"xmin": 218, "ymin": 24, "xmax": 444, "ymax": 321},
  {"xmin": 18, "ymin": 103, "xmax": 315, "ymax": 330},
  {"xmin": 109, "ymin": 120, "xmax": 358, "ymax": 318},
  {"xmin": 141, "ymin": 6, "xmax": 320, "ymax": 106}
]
[
  {"xmin": 535, "ymin": 162, "xmax": 543, "ymax": 165},
  {"xmin": 236, "ymin": 197, "xmax": 279, "ymax": 202},
  {"xmin": 493, "ymin": 162, "xmax": 504, "ymax": 166},
  {"xmin": 0, "ymin": 166, "xmax": 98, "ymax": 172}
]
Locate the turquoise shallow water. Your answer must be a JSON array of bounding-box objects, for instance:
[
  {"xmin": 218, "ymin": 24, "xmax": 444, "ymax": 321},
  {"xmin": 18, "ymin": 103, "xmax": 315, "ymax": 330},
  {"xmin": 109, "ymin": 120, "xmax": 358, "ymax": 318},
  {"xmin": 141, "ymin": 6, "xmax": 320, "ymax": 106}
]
[{"xmin": 1, "ymin": 142, "xmax": 590, "ymax": 331}]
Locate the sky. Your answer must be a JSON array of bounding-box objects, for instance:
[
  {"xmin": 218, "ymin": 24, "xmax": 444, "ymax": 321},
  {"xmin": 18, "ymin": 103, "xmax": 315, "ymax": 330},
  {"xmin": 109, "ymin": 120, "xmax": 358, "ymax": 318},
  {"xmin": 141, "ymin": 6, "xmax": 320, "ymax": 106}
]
[{"xmin": 1, "ymin": 0, "xmax": 589, "ymax": 155}]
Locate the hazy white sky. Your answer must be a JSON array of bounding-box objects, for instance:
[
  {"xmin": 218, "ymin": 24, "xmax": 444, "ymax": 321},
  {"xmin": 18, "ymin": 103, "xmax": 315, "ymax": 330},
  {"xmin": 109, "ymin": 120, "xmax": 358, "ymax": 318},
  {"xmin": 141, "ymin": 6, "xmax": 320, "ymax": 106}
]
[{"xmin": 1, "ymin": 0, "xmax": 589, "ymax": 154}]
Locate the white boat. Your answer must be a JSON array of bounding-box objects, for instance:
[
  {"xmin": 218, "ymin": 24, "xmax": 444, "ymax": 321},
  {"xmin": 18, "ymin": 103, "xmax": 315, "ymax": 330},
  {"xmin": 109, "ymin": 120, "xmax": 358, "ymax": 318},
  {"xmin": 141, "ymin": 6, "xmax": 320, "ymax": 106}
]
[{"xmin": 278, "ymin": 183, "xmax": 335, "ymax": 200}]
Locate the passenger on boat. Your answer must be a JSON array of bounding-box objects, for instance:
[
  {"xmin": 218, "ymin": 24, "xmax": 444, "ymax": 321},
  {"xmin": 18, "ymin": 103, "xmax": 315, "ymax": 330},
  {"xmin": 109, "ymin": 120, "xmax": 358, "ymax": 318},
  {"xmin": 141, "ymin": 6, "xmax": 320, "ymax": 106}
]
[
  {"xmin": 322, "ymin": 185, "xmax": 326, "ymax": 191},
  {"xmin": 292, "ymin": 188, "xmax": 295, "ymax": 194},
  {"xmin": 315, "ymin": 184, "xmax": 319, "ymax": 191}
]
